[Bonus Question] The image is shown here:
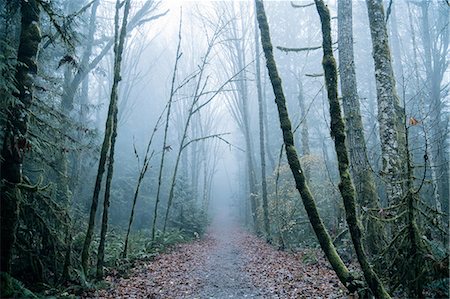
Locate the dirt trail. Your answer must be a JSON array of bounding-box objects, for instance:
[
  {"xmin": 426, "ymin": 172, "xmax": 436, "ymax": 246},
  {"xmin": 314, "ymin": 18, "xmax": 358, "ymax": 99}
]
[
  {"xmin": 193, "ymin": 214, "xmax": 264, "ymax": 298},
  {"xmin": 88, "ymin": 213, "xmax": 344, "ymax": 298}
]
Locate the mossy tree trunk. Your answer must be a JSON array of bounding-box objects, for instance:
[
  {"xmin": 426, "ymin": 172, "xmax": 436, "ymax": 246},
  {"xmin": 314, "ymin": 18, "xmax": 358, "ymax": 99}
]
[
  {"xmin": 337, "ymin": 0, "xmax": 384, "ymax": 255},
  {"xmin": 0, "ymin": 0, "xmax": 41, "ymax": 294},
  {"xmin": 96, "ymin": 0, "xmax": 131, "ymax": 280},
  {"xmin": 365, "ymin": 0, "xmax": 406, "ymax": 206},
  {"xmin": 314, "ymin": 1, "xmax": 390, "ymax": 297},
  {"xmin": 254, "ymin": 0, "xmax": 360, "ymax": 293},
  {"xmin": 81, "ymin": 0, "xmax": 129, "ymax": 276},
  {"xmin": 297, "ymin": 79, "xmax": 310, "ymax": 157}
]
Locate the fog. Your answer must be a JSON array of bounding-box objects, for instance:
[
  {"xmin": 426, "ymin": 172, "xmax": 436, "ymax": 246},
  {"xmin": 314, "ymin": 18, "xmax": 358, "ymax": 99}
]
[
  {"xmin": 70, "ymin": 0, "xmax": 446, "ymax": 244},
  {"xmin": 1, "ymin": 0, "xmax": 448, "ymax": 296}
]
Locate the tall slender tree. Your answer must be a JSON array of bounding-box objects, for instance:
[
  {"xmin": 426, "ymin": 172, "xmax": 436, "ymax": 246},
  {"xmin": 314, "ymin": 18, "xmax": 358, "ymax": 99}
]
[
  {"xmin": 217, "ymin": 3, "xmax": 259, "ymax": 231},
  {"xmin": 81, "ymin": 0, "xmax": 130, "ymax": 276},
  {"xmin": 96, "ymin": 0, "xmax": 131, "ymax": 280},
  {"xmin": 254, "ymin": 10, "xmax": 270, "ymax": 241},
  {"xmin": 151, "ymin": 10, "xmax": 183, "ymax": 241}
]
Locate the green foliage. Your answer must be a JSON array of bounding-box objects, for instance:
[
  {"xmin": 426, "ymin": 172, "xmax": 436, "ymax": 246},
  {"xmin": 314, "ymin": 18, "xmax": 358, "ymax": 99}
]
[
  {"xmin": 0, "ymin": 40, "xmax": 18, "ymax": 108},
  {"xmin": 425, "ymin": 278, "xmax": 449, "ymax": 298},
  {"xmin": 267, "ymin": 157, "xmax": 341, "ymax": 250},
  {"xmin": 0, "ymin": 272, "xmax": 38, "ymax": 299},
  {"xmin": 14, "ymin": 188, "xmax": 70, "ymax": 288}
]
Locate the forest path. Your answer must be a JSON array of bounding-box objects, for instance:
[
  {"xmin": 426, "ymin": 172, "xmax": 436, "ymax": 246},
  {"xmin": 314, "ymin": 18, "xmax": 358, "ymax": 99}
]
[{"xmin": 89, "ymin": 213, "xmax": 344, "ymax": 298}]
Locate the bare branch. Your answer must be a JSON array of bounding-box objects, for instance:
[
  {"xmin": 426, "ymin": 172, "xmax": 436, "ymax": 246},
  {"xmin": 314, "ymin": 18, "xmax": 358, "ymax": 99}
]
[
  {"xmin": 291, "ymin": 1, "xmax": 315, "ymax": 8},
  {"xmin": 305, "ymin": 73, "xmax": 324, "ymax": 77},
  {"xmin": 277, "ymin": 45, "xmax": 322, "ymax": 53}
]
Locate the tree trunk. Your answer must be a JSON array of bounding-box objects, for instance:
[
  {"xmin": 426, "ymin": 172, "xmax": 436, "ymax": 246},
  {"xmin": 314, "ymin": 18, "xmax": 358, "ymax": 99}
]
[
  {"xmin": 365, "ymin": 0, "xmax": 406, "ymax": 206},
  {"xmin": 314, "ymin": 1, "xmax": 390, "ymax": 297},
  {"xmin": 297, "ymin": 79, "xmax": 310, "ymax": 157},
  {"xmin": 0, "ymin": 0, "xmax": 41, "ymax": 294},
  {"xmin": 96, "ymin": 0, "xmax": 130, "ymax": 279},
  {"xmin": 254, "ymin": 0, "xmax": 361, "ymax": 293},
  {"xmin": 254, "ymin": 12, "xmax": 270, "ymax": 240},
  {"xmin": 387, "ymin": 3, "xmax": 404, "ymax": 101},
  {"xmin": 337, "ymin": 0, "xmax": 384, "ymax": 254},
  {"xmin": 237, "ymin": 41, "xmax": 259, "ymax": 233},
  {"xmin": 81, "ymin": 0, "xmax": 129, "ymax": 276}
]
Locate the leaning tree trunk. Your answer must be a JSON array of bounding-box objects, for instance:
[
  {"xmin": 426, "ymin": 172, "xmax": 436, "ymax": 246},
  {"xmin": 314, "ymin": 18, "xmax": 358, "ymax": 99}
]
[
  {"xmin": 81, "ymin": 0, "xmax": 129, "ymax": 276},
  {"xmin": 96, "ymin": 0, "xmax": 130, "ymax": 280},
  {"xmin": 365, "ymin": 0, "xmax": 406, "ymax": 206},
  {"xmin": 254, "ymin": 0, "xmax": 362, "ymax": 294},
  {"xmin": 254, "ymin": 12, "xmax": 270, "ymax": 241},
  {"xmin": 337, "ymin": 0, "xmax": 384, "ymax": 255},
  {"xmin": 0, "ymin": 0, "xmax": 41, "ymax": 294},
  {"xmin": 314, "ymin": 1, "xmax": 390, "ymax": 297}
]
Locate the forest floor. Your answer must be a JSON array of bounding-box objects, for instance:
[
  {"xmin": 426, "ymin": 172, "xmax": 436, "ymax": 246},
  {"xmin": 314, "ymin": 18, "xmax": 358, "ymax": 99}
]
[{"xmin": 84, "ymin": 214, "xmax": 346, "ymax": 298}]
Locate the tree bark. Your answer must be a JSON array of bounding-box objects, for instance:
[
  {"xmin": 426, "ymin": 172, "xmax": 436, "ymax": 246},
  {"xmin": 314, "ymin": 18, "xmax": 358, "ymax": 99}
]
[
  {"xmin": 81, "ymin": 0, "xmax": 129, "ymax": 276},
  {"xmin": 365, "ymin": 0, "xmax": 406, "ymax": 206},
  {"xmin": 96, "ymin": 0, "xmax": 130, "ymax": 279},
  {"xmin": 254, "ymin": 11, "xmax": 270, "ymax": 241},
  {"xmin": 1, "ymin": 0, "xmax": 41, "ymax": 294},
  {"xmin": 337, "ymin": 0, "xmax": 384, "ymax": 254},
  {"xmin": 314, "ymin": 1, "xmax": 390, "ymax": 297}
]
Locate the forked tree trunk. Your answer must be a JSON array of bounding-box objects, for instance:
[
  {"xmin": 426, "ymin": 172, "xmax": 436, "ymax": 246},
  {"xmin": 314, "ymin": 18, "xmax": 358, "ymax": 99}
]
[
  {"xmin": 96, "ymin": 0, "xmax": 131, "ymax": 280},
  {"xmin": 81, "ymin": 0, "xmax": 130, "ymax": 276}
]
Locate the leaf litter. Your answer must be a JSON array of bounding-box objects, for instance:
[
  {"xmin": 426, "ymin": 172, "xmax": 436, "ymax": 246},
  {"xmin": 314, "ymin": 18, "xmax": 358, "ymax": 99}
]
[{"xmin": 83, "ymin": 224, "xmax": 346, "ymax": 298}]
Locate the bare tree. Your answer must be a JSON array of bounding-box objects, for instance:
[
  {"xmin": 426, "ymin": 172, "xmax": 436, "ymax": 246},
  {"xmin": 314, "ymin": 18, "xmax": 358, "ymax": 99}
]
[
  {"xmin": 161, "ymin": 22, "xmax": 244, "ymax": 233},
  {"xmin": 81, "ymin": 0, "xmax": 130, "ymax": 276},
  {"xmin": 151, "ymin": 10, "xmax": 184, "ymax": 241},
  {"xmin": 214, "ymin": 2, "xmax": 260, "ymax": 232}
]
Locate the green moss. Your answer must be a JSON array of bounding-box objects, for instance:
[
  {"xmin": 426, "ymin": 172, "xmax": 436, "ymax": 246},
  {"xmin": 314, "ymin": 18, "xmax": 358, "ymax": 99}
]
[
  {"xmin": 255, "ymin": 0, "xmax": 360, "ymax": 291},
  {"xmin": 314, "ymin": 0, "xmax": 390, "ymax": 297}
]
